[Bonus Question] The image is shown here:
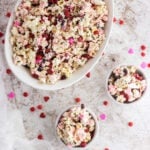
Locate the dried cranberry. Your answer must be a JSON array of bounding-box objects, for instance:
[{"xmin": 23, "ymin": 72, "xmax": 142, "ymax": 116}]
[
  {"xmin": 81, "ymin": 54, "xmax": 92, "ymax": 60},
  {"xmin": 42, "ymin": 32, "xmax": 50, "ymax": 40},
  {"xmin": 80, "ymin": 142, "xmax": 87, "ymax": 147},
  {"xmin": 29, "ymin": 33, "xmax": 35, "ymax": 39},
  {"xmin": 47, "ymin": 69, "xmax": 53, "ymax": 75},
  {"xmin": 36, "ymin": 55, "xmax": 43, "ymax": 60},
  {"xmin": 53, "ymin": 19, "xmax": 57, "ymax": 25},
  {"xmin": 24, "ymin": 44, "xmax": 30, "ymax": 49},
  {"xmin": 57, "ymin": 14, "xmax": 63, "ymax": 21},
  {"xmin": 48, "ymin": 15, "xmax": 53, "ymax": 21},
  {"xmin": 45, "ymin": 49, "xmax": 51, "ymax": 53},
  {"xmin": 134, "ymin": 73, "xmax": 143, "ymax": 80},
  {"xmin": 120, "ymin": 91, "xmax": 129, "ymax": 101},
  {"xmin": 38, "ymin": 46, "xmax": 43, "ymax": 51},
  {"xmin": 84, "ymin": 128, "xmax": 89, "ymax": 132},
  {"xmin": 64, "ymin": 8, "xmax": 71, "ymax": 18},
  {"xmin": 32, "ymin": 74, "xmax": 39, "ymax": 79},
  {"xmin": 77, "ymin": 36, "xmax": 83, "ymax": 42}
]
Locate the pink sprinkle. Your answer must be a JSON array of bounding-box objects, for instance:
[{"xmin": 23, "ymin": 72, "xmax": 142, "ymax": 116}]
[
  {"xmin": 79, "ymin": 114, "xmax": 84, "ymax": 119},
  {"xmin": 128, "ymin": 48, "xmax": 134, "ymax": 54},
  {"xmin": 68, "ymin": 37, "xmax": 74, "ymax": 45},
  {"xmin": 36, "ymin": 58, "xmax": 42, "ymax": 64},
  {"xmin": 140, "ymin": 62, "xmax": 147, "ymax": 69},
  {"xmin": 99, "ymin": 113, "xmax": 106, "ymax": 120},
  {"xmin": 8, "ymin": 92, "xmax": 15, "ymax": 99},
  {"xmin": 37, "ymin": 36, "xmax": 43, "ymax": 45},
  {"xmin": 13, "ymin": 20, "xmax": 20, "ymax": 27}
]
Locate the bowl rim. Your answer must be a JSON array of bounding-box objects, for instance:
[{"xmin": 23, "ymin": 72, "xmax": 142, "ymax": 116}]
[
  {"xmin": 106, "ymin": 64, "xmax": 148, "ymax": 105},
  {"xmin": 5, "ymin": 0, "xmax": 114, "ymax": 90},
  {"xmin": 55, "ymin": 104, "xmax": 99, "ymax": 149}
]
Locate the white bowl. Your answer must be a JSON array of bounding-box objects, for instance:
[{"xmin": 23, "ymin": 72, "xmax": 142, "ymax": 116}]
[
  {"xmin": 5, "ymin": 0, "xmax": 113, "ymax": 90},
  {"xmin": 106, "ymin": 65, "xmax": 147, "ymax": 104},
  {"xmin": 55, "ymin": 105, "xmax": 99, "ymax": 149}
]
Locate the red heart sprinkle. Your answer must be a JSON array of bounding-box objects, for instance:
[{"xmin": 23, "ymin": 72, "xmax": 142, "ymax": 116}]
[
  {"xmin": 30, "ymin": 107, "xmax": 35, "ymax": 112},
  {"xmin": 75, "ymin": 97, "xmax": 81, "ymax": 103},
  {"xmin": 119, "ymin": 19, "xmax": 124, "ymax": 25},
  {"xmin": 44, "ymin": 96, "xmax": 50, "ymax": 102},
  {"xmin": 6, "ymin": 69, "xmax": 12, "ymax": 74},
  {"xmin": 40, "ymin": 112, "xmax": 46, "ymax": 118},
  {"xmin": 141, "ymin": 52, "xmax": 146, "ymax": 57},
  {"xmin": 6, "ymin": 12, "xmax": 11, "ymax": 18},
  {"xmin": 128, "ymin": 122, "xmax": 133, "ymax": 127},
  {"xmin": 86, "ymin": 72, "xmax": 91, "ymax": 78},
  {"xmin": 23, "ymin": 92, "xmax": 28, "ymax": 97},
  {"xmin": 37, "ymin": 134, "xmax": 44, "ymax": 140},
  {"xmin": 37, "ymin": 104, "xmax": 43, "ymax": 110},
  {"xmin": 147, "ymin": 63, "xmax": 150, "ymax": 68},
  {"xmin": 103, "ymin": 101, "xmax": 109, "ymax": 106},
  {"xmin": 140, "ymin": 45, "xmax": 146, "ymax": 50},
  {"xmin": 113, "ymin": 17, "xmax": 117, "ymax": 22}
]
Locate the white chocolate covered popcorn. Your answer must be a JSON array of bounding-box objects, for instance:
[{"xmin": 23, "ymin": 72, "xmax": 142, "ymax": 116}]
[
  {"xmin": 108, "ymin": 66, "xmax": 147, "ymax": 103},
  {"xmin": 56, "ymin": 105, "xmax": 96, "ymax": 147},
  {"xmin": 10, "ymin": 0, "xmax": 108, "ymax": 84}
]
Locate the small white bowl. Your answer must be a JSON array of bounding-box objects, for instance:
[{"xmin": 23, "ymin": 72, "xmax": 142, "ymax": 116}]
[
  {"xmin": 5, "ymin": 0, "xmax": 113, "ymax": 90},
  {"xmin": 106, "ymin": 65, "xmax": 147, "ymax": 105},
  {"xmin": 55, "ymin": 105, "xmax": 99, "ymax": 149}
]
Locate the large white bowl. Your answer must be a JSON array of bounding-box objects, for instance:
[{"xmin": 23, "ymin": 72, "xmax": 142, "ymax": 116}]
[{"xmin": 5, "ymin": 0, "xmax": 113, "ymax": 90}]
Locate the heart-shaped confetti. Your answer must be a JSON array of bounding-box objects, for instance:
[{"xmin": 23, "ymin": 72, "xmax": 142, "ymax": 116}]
[
  {"xmin": 99, "ymin": 113, "xmax": 107, "ymax": 120},
  {"xmin": 140, "ymin": 62, "xmax": 147, "ymax": 69},
  {"xmin": 7, "ymin": 92, "xmax": 15, "ymax": 99},
  {"xmin": 128, "ymin": 48, "xmax": 134, "ymax": 54}
]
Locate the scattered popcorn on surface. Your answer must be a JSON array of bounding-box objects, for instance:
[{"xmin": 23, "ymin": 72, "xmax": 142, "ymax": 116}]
[
  {"xmin": 56, "ymin": 105, "xmax": 96, "ymax": 147},
  {"xmin": 10, "ymin": 0, "xmax": 108, "ymax": 84},
  {"xmin": 108, "ymin": 66, "xmax": 147, "ymax": 103}
]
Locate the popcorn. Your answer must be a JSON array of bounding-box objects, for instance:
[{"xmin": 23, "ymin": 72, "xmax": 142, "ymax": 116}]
[
  {"xmin": 56, "ymin": 105, "xmax": 96, "ymax": 147},
  {"xmin": 108, "ymin": 66, "xmax": 147, "ymax": 103},
  {"xmin": 10, "ymin": 0, "xmax": 108, "ymax": 84}
]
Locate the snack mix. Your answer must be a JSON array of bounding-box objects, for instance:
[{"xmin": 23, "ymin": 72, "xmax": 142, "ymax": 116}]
[
  {"xmin": 108, "ymin": 66, "xmax": 147, "ymax": 103},
  {"xmin": 56, "ymin": 105, "xmax": 96, "ymax": 147},
  {"xmin": 10, "ymin": 0, "xmax": 108, "ymax": 84}
]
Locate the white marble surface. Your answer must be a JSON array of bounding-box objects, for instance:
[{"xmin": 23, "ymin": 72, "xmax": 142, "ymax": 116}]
[{"xmin": 0, "ymin": 0, "xmax": 150, "ymax": 150}]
